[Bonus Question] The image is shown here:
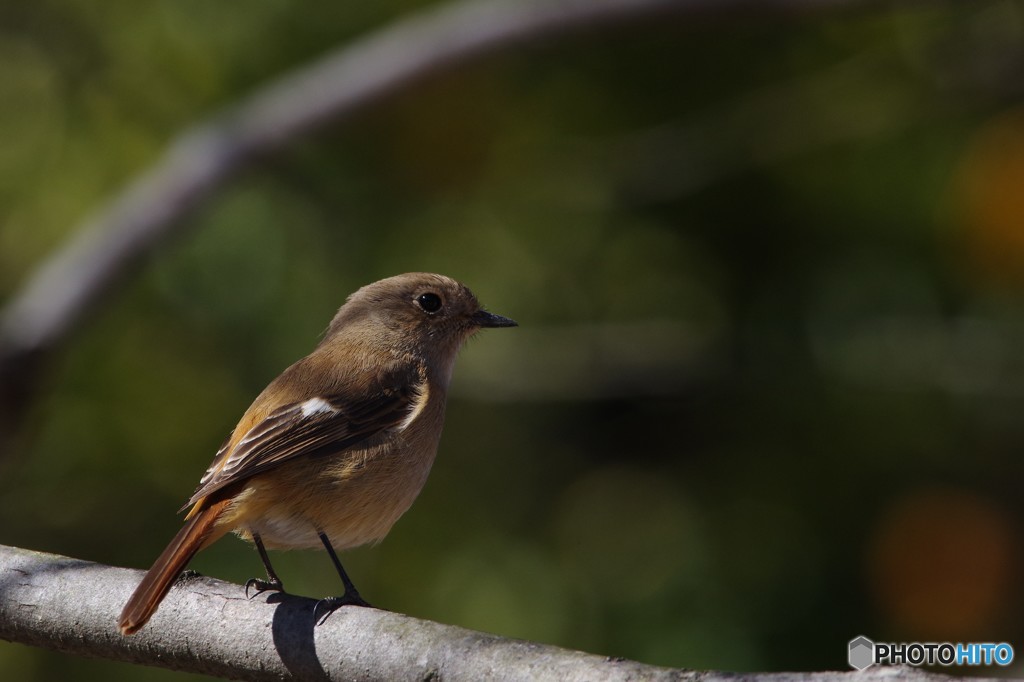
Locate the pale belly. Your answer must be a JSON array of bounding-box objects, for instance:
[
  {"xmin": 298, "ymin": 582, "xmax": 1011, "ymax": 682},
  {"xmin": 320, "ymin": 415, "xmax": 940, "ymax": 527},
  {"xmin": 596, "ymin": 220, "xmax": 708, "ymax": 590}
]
[{"xmin": 220, "ymin": 431, "xmax": 440, "ymax": 551}]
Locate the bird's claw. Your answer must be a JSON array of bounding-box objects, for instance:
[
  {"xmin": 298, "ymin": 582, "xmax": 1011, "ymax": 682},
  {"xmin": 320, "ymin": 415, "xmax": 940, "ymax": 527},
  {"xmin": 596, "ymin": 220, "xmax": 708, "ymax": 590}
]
[
  {"xmin": 244, "ymin": 577, "xmax": 285, "ymax": 599},
  {"xmin": 313, "ymin": 593, "xmax": 372, "ymax": 624}
]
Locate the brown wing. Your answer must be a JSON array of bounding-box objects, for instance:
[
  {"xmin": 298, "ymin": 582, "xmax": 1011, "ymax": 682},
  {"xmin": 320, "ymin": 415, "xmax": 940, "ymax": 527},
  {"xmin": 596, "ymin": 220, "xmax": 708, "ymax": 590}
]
[{"xmin": 183, "ymin": 378, "xmax": 424, "ymax": 510}]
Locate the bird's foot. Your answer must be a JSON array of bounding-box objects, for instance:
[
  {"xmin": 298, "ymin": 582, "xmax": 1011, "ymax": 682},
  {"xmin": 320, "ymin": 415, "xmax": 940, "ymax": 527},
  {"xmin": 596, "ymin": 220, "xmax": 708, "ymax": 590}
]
[
  {"xmin": 245, "ymin": 577, "xmax": 285, "ymax": 599},
  {"xmin": 313, "ymin": 592, "xmax": 373, "ymax": 624}
]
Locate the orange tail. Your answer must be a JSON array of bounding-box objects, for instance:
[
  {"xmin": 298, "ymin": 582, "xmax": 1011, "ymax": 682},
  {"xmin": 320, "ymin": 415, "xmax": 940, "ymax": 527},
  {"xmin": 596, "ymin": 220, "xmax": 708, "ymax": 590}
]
[{"xmin": 119, "ymin": 498, "xmax": 232, "ymax": 635}]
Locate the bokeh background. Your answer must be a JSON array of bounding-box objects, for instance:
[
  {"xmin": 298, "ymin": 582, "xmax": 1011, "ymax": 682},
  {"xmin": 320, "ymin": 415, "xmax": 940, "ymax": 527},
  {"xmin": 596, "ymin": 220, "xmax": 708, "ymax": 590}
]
[{"xmin": 3, "ymin": 1, "xmax": 1024, "ymax": 679}]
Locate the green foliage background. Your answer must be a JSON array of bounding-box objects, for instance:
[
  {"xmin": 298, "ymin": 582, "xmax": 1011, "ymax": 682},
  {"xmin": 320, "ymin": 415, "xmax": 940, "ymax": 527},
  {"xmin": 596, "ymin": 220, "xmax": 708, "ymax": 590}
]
[{"xmin": 3, "ymin": 1, "xmax": 1024, "ymax": 679}]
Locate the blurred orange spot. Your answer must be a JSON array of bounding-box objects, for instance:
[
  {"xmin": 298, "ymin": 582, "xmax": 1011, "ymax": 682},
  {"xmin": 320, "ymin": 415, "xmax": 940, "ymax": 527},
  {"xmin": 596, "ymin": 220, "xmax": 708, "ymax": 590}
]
[
  {"xmin": 867, "ymin": 488, "xmax": 1015, "ymax": 640},
  {"xmin": 958, "ymin": 110, "xmax": 1024, "ymax": 285}
]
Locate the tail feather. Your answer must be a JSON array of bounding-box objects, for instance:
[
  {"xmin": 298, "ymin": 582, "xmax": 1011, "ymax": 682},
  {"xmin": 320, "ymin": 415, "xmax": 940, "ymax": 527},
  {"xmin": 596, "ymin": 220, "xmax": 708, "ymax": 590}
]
[{"xmin": 119, "ymin": 499, "xmax": 231, "ymax": 635}]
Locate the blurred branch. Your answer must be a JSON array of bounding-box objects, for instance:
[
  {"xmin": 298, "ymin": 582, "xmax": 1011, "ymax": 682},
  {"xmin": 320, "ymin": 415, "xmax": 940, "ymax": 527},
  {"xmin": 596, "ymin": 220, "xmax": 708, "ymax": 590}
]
[
  {"xmin": 0, "ymin": 543, "xmax": 1010, "ymax": 682},
  {"xmin": 0, "ymin": 0, "xmax": 906, "ymax": 449}
]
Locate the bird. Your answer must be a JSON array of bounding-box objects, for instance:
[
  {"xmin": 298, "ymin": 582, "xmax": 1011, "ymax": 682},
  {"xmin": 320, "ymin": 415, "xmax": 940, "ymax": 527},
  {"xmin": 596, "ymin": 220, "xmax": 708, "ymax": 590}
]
[{"xmin": 119, "ymin": 272, "xmax": 516, "ymax": 635}]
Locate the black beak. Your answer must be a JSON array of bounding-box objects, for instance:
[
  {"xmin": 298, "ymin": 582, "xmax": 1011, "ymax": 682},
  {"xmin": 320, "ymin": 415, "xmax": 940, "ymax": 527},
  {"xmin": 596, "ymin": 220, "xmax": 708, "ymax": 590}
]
[{"xmin": 472, "ymin": 309, "xmax": 518, "ymax": 328}]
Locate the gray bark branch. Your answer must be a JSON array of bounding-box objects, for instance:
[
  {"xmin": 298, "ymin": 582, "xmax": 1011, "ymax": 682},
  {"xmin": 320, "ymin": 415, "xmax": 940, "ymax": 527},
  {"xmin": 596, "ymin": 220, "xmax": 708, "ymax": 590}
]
[
  {"xmin": 0, "ymin": 544, "xmax": 1007, "ymax": 682},
  {"xmin": 0, "ymin": 543, "xmax": 679, "ymax": 680}
]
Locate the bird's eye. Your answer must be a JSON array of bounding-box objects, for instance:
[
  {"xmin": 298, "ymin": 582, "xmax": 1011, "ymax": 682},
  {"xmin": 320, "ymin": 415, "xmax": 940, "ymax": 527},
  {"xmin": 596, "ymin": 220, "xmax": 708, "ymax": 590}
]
[{"xmin": 416, "ymin": 292, "xmax": 443, "ymax": 313}]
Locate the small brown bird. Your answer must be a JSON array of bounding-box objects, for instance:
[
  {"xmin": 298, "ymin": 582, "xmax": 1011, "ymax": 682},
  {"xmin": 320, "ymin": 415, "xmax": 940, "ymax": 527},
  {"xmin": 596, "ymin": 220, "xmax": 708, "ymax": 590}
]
[{"xmin": 119, "ymin": 273, "xmax": 516, "ymax": 635}]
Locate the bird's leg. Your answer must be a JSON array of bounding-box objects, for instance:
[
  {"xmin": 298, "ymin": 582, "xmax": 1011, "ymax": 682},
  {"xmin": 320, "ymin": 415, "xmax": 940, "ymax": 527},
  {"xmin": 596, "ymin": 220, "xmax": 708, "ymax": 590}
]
[
  {"xmin": 245, "ymin": 531, "xmax": 286, "ymax": 598},
  {"xmin": 313, "ymin": 531, "xmax": 372, "ymax": 624}
]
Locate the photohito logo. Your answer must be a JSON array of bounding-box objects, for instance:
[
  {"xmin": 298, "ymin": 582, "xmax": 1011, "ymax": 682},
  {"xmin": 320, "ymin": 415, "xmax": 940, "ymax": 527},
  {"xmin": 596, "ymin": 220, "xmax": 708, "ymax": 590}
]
[{"xmin": 848, "ymin": 636, "xmax": 1014, "ymax": 670}]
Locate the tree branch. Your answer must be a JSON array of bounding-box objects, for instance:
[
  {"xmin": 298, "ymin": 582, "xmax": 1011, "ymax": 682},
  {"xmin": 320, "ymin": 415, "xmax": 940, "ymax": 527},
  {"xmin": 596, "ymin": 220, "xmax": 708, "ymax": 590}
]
[
  {"xmin": 0, "ymin": 543, "xmax": 1006, "ymax": 681},
  {"xmin": 0, "ymin": 543, "xmax": 676, "ymax": 680}
]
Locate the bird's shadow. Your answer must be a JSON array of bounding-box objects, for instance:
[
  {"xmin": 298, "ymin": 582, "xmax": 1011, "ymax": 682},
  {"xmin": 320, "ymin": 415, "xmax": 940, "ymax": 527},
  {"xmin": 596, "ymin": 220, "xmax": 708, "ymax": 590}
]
[{"xmin": 263, "ymin": 591, "xmax": 331, "ymax": 680}]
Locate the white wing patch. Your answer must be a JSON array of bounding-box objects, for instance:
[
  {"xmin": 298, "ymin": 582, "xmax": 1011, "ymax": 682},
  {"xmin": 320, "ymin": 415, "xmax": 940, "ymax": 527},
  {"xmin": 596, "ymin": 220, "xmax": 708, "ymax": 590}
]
[
  {"xmin": 300, "ymin": 397, "xmax": 340, "ymax": 418},
  {"xmin": 188, "ymin": 378, "xmax": 425, "ymax": 511},
  {"xmin": 208, "ymin": 398, "xmax": 342, "ymax": 486}
]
